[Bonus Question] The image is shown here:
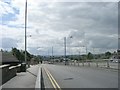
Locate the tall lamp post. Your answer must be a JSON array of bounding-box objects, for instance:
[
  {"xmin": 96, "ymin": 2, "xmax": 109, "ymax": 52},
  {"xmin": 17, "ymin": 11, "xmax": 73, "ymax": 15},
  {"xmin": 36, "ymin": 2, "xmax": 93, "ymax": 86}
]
[
  {"xmin": 25, "ymin": 0, "xmax": 27, "ymax": 68},
  {"xmin": 64, "ymin": 36, "xmax": 73, "ymax": 65},
  {"xmin": 64, "ymin": 37, "xmax": 67, "ymax": 65},
  {"xmin": 52, "ymin": 46, "xmax": 54, "ymax": 63},
  {"xmin": 70, "ymin": 36, "xmax": 73, "ymax": 61}
]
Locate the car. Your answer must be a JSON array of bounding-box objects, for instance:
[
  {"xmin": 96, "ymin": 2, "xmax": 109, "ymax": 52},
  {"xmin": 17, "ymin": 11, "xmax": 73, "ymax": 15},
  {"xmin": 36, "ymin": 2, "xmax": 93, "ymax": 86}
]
[
  {"xmin": 112, "ymin": 59, "xmax": 118, "ymax": 63},
  {"xmin": 48, "ymin": 62, "xmax": 53, "ymax": 64}
]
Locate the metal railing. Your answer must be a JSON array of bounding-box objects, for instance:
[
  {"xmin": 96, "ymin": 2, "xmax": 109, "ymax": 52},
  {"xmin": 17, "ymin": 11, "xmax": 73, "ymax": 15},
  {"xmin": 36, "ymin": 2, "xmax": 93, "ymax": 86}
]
[
  {"xmin": 69, "ymin": 60, "xmax": 119, "ymax": 69},
  {"xmin": 49, "ymin": 59, "xmax": 119, "ymax": 70}
]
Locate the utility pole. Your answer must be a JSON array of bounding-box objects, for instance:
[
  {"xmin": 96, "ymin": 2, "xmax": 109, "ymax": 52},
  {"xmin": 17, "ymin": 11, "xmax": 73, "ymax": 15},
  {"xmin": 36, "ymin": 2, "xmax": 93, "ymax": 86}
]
[
  {"xmin": 64, "ymin": 37, "xmax": 67, "ymax": 65},
  {"xmin": 25, "ymin": 0, "xmax": 27, "ymax": 68}
]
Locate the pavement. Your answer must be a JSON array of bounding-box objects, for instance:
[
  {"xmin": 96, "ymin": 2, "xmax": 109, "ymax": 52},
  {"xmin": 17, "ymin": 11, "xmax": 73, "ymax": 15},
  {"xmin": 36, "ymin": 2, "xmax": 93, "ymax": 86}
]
[
  {"xmin": 42, "ymin": 64, "xmax": 118, "ymax": 88},
  {"xmin": 1, "ymin": 64, "xmax": 40, "ymax": 89}
]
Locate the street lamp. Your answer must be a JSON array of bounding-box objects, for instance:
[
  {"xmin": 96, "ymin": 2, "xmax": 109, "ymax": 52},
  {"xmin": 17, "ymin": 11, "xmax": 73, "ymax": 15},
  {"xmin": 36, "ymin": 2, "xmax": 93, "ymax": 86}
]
[
  {"xmin": 64, "ymin": 37, "xmax": 67, "ymax": 65},
  {"xmin": 52, "ymin": 46, "xmax": 54, "ymax": 63},
  {"xmin": 25, "ymin": 0, "xmax": 27, "ymax": 69},
  {"xmin": 64, "ymin": 36, "xmax": 73, "ymax": 65},
  {"xmin": 69, "ymin": 36, "xmax": 73, "ymax": 61},
  {"xmin": 37, "ymin": 47, "xmax": 43, "ymax": 64}
]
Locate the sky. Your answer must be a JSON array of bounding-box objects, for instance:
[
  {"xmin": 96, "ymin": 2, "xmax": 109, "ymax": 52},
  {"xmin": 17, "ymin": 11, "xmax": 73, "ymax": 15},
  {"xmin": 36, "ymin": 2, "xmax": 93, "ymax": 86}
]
[{"xmin": 0, "ymin": 0, "xmax": 119, "ymax": 56}]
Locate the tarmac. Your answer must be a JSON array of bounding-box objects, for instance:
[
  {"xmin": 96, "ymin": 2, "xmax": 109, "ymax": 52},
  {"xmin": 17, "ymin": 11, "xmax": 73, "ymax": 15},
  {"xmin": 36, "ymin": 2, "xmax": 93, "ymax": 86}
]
[{"xmin": 1, "ymin": 64, "xmax": 40, "ymax": 89}]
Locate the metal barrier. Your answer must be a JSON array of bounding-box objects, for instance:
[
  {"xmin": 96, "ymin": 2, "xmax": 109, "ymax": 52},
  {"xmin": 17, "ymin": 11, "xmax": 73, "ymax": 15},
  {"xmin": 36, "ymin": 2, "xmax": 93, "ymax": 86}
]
[
  {"xmin": 68, "ymin": 60, "xmax": 118, "ymax": 69},
  {"xmin": 51, "ymin": 59, "xmax": 118, "ymax": 70}
]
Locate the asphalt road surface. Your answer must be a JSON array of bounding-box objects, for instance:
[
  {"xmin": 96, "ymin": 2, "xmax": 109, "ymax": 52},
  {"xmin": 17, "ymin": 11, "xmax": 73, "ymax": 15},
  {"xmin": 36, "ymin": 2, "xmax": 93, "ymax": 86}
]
[{"xmin": 42, "ymin": 64, "xmax": 118, "ymax": 88}]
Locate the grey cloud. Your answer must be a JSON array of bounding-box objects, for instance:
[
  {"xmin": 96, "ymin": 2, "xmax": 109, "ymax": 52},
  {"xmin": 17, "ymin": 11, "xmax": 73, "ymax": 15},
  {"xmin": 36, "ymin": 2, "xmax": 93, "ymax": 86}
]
[
  {"xmin": 28, "ymin": 2, "xmax": 118, "ymax": 36},
  {"xmin": 28, "ymin": 2, "xmax": 118, "ymax": 54},
  {"xmin": 87, "ymin": 35, "xmax": 118, "ymax": 49},
  {"xmin": 47, "ymin": 2, "xmax": 117, "ymax": 34}
]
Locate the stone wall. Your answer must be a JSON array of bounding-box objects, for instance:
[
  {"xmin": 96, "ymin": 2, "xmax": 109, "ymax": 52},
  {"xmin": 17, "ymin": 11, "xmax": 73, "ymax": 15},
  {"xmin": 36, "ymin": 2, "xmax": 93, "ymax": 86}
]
[{"xmin": 0, "ymin": 64, "xmax": 21, "ymax": 85}]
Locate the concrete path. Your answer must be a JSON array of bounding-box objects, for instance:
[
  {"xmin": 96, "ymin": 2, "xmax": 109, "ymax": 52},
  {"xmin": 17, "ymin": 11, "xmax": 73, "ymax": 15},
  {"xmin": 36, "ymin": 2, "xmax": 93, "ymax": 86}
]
[{"xmin": 1, "ymin": 64, "xmax": 40, "ymax": 89}]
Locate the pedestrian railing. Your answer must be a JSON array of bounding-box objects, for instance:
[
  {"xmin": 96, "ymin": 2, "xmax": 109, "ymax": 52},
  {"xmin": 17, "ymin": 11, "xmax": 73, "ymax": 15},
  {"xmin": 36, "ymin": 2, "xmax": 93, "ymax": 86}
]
[
  {"xmin": 52, "ymin": 59, "xmax": 119, "ymax": 70},
  {"xmin": 68, "ymin": 60, "xmax": 118, "ymax": 69}
]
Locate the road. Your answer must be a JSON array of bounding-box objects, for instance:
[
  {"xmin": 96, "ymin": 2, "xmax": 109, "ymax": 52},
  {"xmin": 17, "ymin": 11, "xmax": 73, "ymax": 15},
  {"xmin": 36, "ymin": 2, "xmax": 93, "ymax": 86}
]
[{"xmin": 42, "ymin": 64, "xmax": 118, "ymax": 89}]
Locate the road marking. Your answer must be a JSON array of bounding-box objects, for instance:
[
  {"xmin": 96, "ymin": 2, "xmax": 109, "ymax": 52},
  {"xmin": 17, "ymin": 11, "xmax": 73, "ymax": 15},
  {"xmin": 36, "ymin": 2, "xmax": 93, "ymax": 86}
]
[
  {"xmin": 44, "ymin": 68, "xmax": 57, "ymax": 90},
  {"xmin": 44, "ymin": 67, "xmax": 61, "ymax": 90},
  {"xmin": 46, "ymin": 69, "xmax": 61, "ymax": 90}
]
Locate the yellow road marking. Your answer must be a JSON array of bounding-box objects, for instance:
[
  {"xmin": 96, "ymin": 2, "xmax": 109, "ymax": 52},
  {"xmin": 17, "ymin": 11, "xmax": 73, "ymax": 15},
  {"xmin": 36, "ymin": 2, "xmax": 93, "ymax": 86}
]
[
  {"xmin": 44, "ymin": 68, "xmax": 57, "ymax": 90},
  {"xmin": 44, "ymin": 67, "xmax": 61, "ymax": 90},
  {"xmin": 46, "ymin": 69, "xmax": 61, "ymax": 90}
]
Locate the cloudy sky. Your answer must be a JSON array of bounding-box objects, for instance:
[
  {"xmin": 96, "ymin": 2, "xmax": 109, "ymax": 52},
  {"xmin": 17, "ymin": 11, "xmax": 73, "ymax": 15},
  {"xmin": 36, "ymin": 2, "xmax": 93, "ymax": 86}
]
[{"xmin": 1, "ymin": 0, "xmax": 119, "ymax": 55}]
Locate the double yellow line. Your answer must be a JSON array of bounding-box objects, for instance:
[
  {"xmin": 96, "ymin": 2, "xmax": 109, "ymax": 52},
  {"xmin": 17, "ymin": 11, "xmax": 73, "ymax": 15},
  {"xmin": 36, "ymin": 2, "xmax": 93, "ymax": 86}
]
[{"xmin": 44, "ymin": 67, "xmax": 61, "ymax": 90}]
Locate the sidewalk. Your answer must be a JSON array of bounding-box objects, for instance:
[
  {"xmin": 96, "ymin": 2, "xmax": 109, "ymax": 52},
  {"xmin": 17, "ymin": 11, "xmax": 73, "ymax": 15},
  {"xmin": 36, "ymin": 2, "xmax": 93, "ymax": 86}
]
[{"xmin": 1, "ymin": 64, "xmax": 40, "ymax": 89}]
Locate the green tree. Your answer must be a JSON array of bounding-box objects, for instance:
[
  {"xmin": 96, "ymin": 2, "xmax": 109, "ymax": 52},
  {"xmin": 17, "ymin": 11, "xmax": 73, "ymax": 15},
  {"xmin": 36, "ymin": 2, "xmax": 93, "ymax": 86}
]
[
  {"xmin": 12, "ymin": 48, "xmax": 22, "ymax": 61},
  {"xmin": 87, "ymin": 52, "xmax": 93, "ymax": 60},
  {"xmin": 105, "ymin": 51, "xmax": 112, "ymax": 59},
  {"xmin": 12, "ymin": 48, "xmax": 33, "ymax": 62}
]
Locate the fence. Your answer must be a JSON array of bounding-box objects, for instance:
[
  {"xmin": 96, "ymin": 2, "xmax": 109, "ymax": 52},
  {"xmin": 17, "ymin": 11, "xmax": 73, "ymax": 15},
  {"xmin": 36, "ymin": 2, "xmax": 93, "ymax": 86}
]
[
  {"xmin": 68, "ymin": 60, "xmax": 118, "ymax": 69},
  {"xmin": 51, "ymin": 59, "xmax": 119, "ymax": 70}
]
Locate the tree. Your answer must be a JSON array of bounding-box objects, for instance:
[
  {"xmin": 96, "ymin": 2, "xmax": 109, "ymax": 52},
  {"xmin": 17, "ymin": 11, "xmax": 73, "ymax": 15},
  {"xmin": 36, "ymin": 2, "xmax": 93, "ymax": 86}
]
[
  {"xmin": 87, "ymin": 52, "xmax": 93, "ymax": 60},
  {"xmin": 1, "ymin": 49, "xmax": 3, "ymax": 52},
  {"xmin": 12, "ymin": 48, "xmax": 22, "ymax": 61},
  {"xmin": 12, "ymin": 48, "xmax": 33, "ymax": 62},
  {"xmin": 105, "ymin": 51, "xmax": 112, "ymax": 59}
]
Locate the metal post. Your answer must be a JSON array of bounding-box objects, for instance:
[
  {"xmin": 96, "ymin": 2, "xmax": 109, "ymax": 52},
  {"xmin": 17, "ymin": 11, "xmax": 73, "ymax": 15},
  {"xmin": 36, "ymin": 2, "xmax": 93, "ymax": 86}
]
[
  {"xmin": 64, "ymin": 37, "xmax": 67, "ymax": 65},
  {"xmin": 52, "ymin": 46, "xmax": 54, "ymax": 63},
  {"xmin": 25, "ymin": 0, "xmax": 27, "ymax": 67},
  {"xmin": 78, "ymin": 51, "xmax": 80, "ymax": 66},
  {"xmin": 107, "ymin": 60, "xmax": 110, "ymax": 68},
  {"xmin": 96, "ymin": 61, "xmax": 98, "ymax": 67},
  {"xmin": 69, "ymin": 36, "xmax": 73, "ymax": 64},
  {"xmin": 86, "ymin": 46, "xmax": 87, "ymax": 58},
  {"xmin": 48, "ymin": 49, "xmax": 49, "ymax": 56}
]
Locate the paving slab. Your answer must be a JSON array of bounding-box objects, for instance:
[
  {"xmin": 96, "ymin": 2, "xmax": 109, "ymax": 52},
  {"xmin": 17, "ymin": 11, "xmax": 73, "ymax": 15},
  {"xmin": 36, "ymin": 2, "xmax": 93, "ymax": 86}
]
[{"xmin": 1, "ymin": 64, "xmax": 40, "ymax": 89}]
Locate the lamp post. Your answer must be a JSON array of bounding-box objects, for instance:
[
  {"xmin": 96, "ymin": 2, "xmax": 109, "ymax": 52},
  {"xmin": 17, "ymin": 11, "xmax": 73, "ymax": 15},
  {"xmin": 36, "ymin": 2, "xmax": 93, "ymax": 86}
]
[
  {"xmin": 64, "ymin": 37, "xmax": 67, "ymax": 65},
  {"xmin": 69, "ymin": 36, "xmax": 73, "ymax": 61},
  {"xmin": 64, "ymin": 36, "xmax": 73, "ymax": 65},
  {"xmin": 25, "ymin": 0, "xmax": 27, "ymax": 68},
  {"xmin": 37, "ymin": 48, "xmax": 42, "ymax": 64},
  {"xmin": 52, "ymin": 46, "xmax": 54, "ymax": 63}
]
